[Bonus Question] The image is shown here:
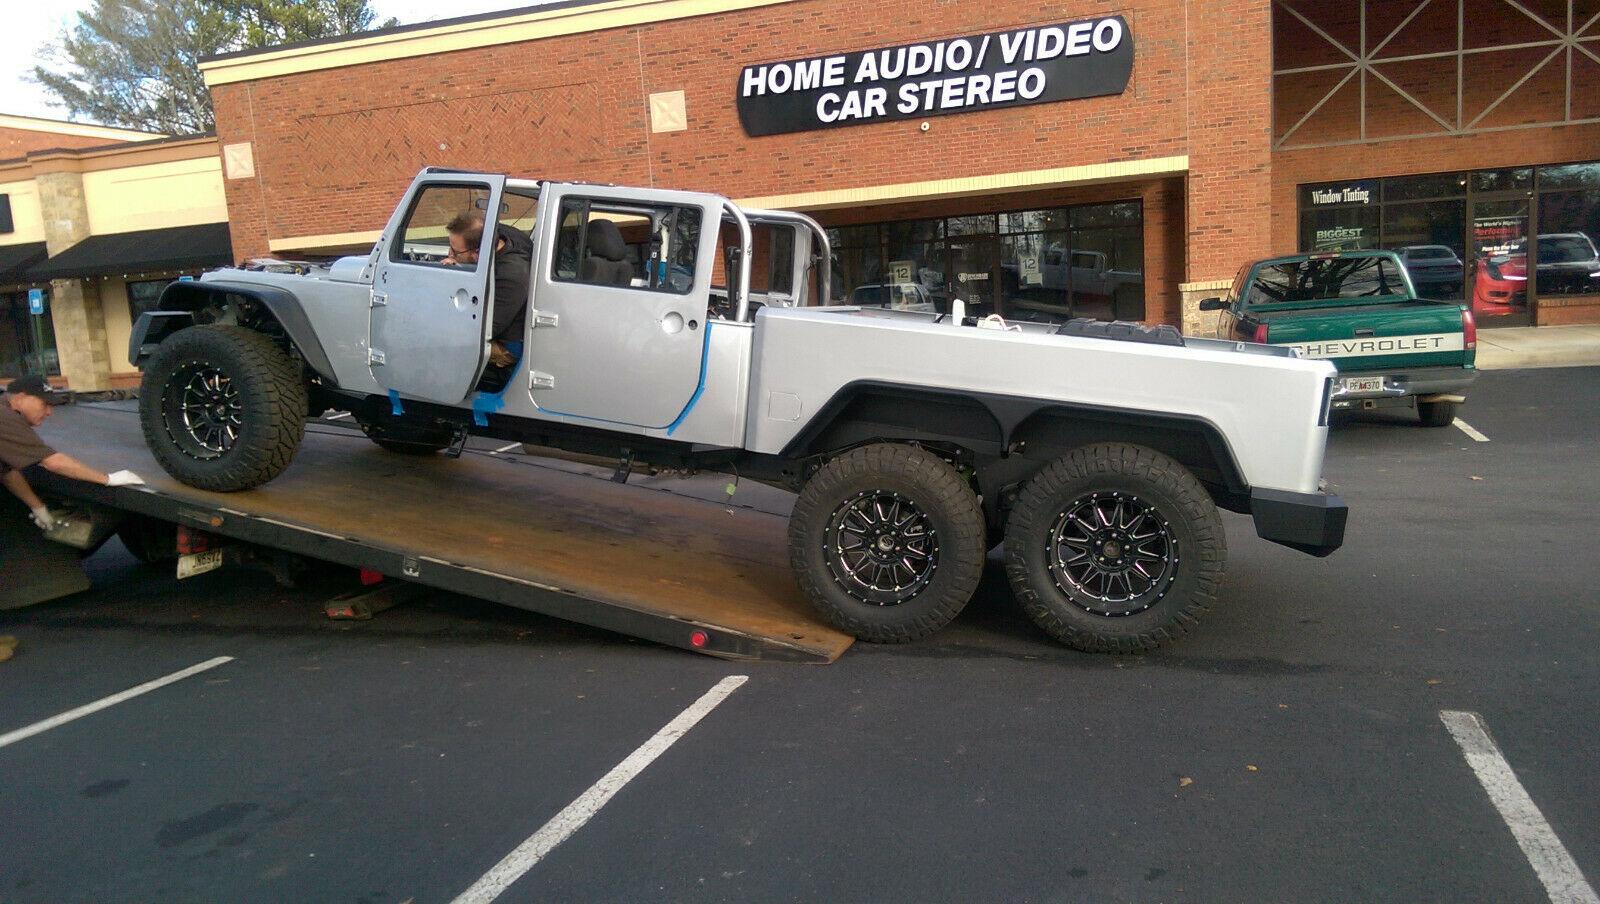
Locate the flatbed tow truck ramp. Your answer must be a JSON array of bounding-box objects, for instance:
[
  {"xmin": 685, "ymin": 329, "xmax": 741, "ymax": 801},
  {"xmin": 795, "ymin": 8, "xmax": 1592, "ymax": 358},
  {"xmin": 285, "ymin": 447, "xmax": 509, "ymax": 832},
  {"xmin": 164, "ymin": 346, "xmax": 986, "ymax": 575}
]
[{"xmin": 2, "ymin": 403, "xmax": 852, "ymax": 663}]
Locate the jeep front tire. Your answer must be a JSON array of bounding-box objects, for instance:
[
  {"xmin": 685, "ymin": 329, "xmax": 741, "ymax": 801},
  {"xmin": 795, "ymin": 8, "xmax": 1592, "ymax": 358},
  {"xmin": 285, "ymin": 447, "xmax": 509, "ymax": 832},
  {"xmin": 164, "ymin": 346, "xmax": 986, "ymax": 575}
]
[
  {"xmin": 788, "ymin": 443, "xmax": 986, "ymax": 643},
  {"xmin": 1003, "ymin": 443, "xmax": 1226, "ymax": 653},
  {"xmin": 139, "ymin": 325, "xmax": 308, "ymax": 492}
]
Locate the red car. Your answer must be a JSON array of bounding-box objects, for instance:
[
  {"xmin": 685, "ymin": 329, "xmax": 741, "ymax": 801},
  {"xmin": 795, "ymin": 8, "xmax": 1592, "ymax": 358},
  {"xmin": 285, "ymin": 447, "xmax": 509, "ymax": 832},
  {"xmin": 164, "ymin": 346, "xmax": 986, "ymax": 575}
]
[{"xmin": 1471, "ymin": 252, "xmax": 1528, "ymax": 316}]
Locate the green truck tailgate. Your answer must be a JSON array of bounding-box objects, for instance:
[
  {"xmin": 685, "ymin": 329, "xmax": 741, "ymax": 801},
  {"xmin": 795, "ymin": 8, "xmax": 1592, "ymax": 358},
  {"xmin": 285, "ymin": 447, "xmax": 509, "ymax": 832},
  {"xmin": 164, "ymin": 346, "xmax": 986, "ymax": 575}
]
[{"xmin": 1254, "ymin": 300, "xmax": 1473, "ymax": 372}]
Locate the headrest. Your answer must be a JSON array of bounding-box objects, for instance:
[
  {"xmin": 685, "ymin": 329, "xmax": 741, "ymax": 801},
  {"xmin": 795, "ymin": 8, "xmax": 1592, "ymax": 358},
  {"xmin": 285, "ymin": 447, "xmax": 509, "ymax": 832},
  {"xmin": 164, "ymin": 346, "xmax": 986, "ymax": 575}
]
[{"xmin": 585, "ymin": 219, "xmax": 628, "ymax": 262}]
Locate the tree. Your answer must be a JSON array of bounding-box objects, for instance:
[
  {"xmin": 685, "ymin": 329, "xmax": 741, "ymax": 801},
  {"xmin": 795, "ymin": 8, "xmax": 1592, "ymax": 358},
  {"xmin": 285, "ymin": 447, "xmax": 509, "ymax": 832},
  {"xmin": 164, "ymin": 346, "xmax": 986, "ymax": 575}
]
[{"xmin": 32, "ymin": 0, "xmax": 398, "ymax": 134}]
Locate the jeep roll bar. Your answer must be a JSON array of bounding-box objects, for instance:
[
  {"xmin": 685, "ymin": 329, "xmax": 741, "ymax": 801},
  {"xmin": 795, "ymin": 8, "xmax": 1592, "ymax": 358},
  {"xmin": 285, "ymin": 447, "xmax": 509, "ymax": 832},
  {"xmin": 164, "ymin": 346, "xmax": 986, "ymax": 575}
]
[{"xmin": 738, "ymin": 207, "xmax": 833, "ymax": 312}]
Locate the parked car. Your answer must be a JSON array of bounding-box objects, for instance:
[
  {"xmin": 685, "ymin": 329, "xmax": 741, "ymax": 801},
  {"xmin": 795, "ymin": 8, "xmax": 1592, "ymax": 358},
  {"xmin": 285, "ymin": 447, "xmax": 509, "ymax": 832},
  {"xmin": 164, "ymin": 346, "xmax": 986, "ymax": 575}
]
[
  {"xmin": 1397, "ymin": 245, "xmax": 1463, "ymax": 298},
  {"xmin": 847, "ymin": 282, "xmax": 939, "ymax": 312},
  {"xmin": 1202, "ymin": 249, "xmax": 1476, "ymax": 427},
  {"xmin": 1472, "ymin": 232, "xmax": 1600, "ymax": 315}
]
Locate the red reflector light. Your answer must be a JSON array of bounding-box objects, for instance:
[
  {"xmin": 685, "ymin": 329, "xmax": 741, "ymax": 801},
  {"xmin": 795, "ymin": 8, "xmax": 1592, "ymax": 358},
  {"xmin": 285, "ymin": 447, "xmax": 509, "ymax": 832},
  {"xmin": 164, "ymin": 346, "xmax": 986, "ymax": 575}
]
[
  {"xmin": 359, "ymin": 568, "xmax": 384, "ymax": 586},
  {"xmin": 175, "ymin": 525, "xmax": 211, "ymax": 555},
  {"xmin": 690, "ymin": 630, "xmax": 709, "ymax": 648},
  {"xmin": 1462, "ymin": 308, "xmax": 1477, "ymax": 351},
  {"xmin": 1252, "ymin": 322, "xmax": 1269, "ymax": 344}
]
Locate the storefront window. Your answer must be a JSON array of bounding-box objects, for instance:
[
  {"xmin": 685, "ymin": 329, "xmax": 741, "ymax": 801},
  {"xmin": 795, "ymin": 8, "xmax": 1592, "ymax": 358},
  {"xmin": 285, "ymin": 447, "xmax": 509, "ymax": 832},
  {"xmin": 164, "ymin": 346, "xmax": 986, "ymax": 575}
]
[
  {"xmin": 1537, "ymin": 163, "xmax": 1600, "ymax": 190},
  {"xmin": 1300, "ymin": 158, "xmax": 1600, "ymax": 322},
  {"xmin": 1384, "ymin": 173, "xmax": 1465, "ymax": 202},
  {"xmin": 1472, "ymin": 168, "xmax": 1532, "ymax": 193},
  {"xmin": 881, "ymin": 219, "xmax": 943, "ymax": 312},
  {"xmin": 1533, "ymin": 190, "xmax": 1600, "ymax": 297},
  {"xmin": 826, "ymin": 201, "xmax": 1145, "ymax": 323},
  {"xmin": 1300, "ymin": 205, "xmax": 1380, "ymax": 251},
  {"xmin": 127, "ymin": 279, "xmax": 174, "ymax": 321},
  {"xmin": 1382, "ymin": 201, "xmax": 1466, "ymax": 299},
  {"xmin": 0, "ymin": 290, "xmax": 58, "ymax": 378}
]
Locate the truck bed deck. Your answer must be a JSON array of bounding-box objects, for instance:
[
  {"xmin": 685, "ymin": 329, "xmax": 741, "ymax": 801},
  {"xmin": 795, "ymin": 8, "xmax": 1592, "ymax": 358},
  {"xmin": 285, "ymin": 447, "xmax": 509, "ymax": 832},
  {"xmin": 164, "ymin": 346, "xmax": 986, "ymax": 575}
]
[{"xmin": 31, "ymin": 404, "xmax": 852, "ymax": 662}]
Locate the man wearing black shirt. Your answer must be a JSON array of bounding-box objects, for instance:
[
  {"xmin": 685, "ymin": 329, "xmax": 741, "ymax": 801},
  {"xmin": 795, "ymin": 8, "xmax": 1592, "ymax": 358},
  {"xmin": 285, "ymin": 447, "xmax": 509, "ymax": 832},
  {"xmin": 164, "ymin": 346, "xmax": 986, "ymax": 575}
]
[{"xmin": 445, "ymin": 212, "xmax": 533, "ymax": 386}]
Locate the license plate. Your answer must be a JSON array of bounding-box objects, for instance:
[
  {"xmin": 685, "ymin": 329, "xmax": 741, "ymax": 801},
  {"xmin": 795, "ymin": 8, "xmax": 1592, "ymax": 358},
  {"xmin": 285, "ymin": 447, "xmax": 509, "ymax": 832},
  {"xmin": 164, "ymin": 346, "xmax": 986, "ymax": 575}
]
[
  {"xmin": 1341, "ymin": 375, "xmax": 1385, "ymax": 394},
  {"xmin": 177, "ymin": 549, "xmax": 225, "ymax": 580}
]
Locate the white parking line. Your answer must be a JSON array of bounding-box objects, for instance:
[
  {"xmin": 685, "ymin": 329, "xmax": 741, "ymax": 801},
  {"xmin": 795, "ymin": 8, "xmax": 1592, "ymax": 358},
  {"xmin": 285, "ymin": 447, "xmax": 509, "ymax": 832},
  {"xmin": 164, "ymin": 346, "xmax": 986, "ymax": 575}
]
[
  {"xmin": 1453, "ymin": 418, "xmax": 1490, "ymax": 442},
  {"xmin": 451, "ymin": 675, "xmax": 749, "ymax": 904},
  {"xmin": 0, "ymin": 656, "xmax": 234, "ymax": 750},
  {"xmin": 490, "ymin": 443, "xmax": 521, "ymax": 455},
  {"xmin": 1440, "ymin": 711, "xmax": 1599, "ymax": 904}
]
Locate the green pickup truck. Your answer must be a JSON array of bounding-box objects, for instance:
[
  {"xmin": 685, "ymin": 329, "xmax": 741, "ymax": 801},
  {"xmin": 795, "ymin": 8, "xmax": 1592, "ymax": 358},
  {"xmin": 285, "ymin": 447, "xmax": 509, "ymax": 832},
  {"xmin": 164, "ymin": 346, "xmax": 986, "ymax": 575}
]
[{"xmin": 1200, "ymin": 250, "xmax": 1476, "ymax": 427}]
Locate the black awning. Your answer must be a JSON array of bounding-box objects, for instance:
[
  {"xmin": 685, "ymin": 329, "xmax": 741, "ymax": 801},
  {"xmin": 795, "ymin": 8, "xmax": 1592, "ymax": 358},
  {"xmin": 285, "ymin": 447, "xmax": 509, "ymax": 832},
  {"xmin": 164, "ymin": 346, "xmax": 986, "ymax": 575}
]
[
  {"xmin": 0, "ymin": 242, "xmax": 48, "ymax": 284},
  {"xmin": 28, "ymin": 223, "xmax": 233, "ymax": 281}
]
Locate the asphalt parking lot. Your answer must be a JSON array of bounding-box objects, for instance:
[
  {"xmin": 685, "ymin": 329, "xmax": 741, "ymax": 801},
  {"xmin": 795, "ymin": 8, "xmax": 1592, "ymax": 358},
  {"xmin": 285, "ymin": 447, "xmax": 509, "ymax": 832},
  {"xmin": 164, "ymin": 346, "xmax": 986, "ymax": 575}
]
[{"xmin": 2, "ymin": 366, "xmax": 1596, "ymax": 904}]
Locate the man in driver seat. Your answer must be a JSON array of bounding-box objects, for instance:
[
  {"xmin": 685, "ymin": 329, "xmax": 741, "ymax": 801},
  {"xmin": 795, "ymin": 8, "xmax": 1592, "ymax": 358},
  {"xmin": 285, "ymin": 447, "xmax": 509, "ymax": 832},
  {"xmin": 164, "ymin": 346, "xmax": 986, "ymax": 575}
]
[{"xmin": 444, "ymin": 212, "xmax": 533, "ymax": 389}]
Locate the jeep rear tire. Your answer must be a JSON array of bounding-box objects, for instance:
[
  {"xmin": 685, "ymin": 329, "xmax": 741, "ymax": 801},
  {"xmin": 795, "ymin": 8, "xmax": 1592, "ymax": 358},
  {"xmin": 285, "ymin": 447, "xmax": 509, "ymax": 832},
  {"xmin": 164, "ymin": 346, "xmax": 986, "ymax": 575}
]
[
  {"xmin": 788, "ymin": 444, "xmax": 986, "ymax": 643},
  {"xmin": 1417, "ymin": 399, "xmax": 1458, "ymax": 428},
  {"xmin": 139, "ymin": 325, "xmax": 307, "ymax": 492},
  {"xmin": 1003, "ymin": 443, "xmax": 1226, "ymax": 653}
]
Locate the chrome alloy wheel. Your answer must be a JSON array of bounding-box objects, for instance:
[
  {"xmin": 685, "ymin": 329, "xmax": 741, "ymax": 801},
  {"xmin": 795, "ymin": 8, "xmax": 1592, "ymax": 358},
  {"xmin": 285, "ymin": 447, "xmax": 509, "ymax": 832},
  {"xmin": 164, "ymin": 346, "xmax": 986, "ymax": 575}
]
[
  {"xmin": 164, "ymin": 363, "xmax": 242, "ymax": 460},
  {"xmin": 1046, "ymin": 491, "xmax": 1178, "ymax": 616},
  {"xmin": 824, "ymin": 490, "xmax": 940, "ymax": 606}
]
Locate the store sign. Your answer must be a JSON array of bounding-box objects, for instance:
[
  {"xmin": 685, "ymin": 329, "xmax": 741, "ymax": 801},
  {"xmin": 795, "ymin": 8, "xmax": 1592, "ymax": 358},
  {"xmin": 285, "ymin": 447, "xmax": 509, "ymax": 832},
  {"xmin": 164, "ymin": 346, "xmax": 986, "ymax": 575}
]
[
  {"xmin": 1312, "ymin": 226, "xmax": 1368, "ymax": 251},
  {"xmin": 736, "ymin": 17, "xmax": 1134, "ymax": 136},
  {"xmin": 1473, "ymin": 216, "xmax": 1526, "ymax": 256},
  {"xmin": 27, "ymin": 288, "xmax": 44, "ymax": 315},
  {"xmin": 1306, "ymin": 181, "xmax": 1378, "ymax": 206}
]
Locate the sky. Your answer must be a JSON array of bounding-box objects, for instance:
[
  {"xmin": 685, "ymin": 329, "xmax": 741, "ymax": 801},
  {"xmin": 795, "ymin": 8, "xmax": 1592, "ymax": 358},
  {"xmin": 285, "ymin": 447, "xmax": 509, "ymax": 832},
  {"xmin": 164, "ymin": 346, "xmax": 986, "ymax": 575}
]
[{"xmin": 2, "ymin": 0, "xmax": 536, "ymax": 125}]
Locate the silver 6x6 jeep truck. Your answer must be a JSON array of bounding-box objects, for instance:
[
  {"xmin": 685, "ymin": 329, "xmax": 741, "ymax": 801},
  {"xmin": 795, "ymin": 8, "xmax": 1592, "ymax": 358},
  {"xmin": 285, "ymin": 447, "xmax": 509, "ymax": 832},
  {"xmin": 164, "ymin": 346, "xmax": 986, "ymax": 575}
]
[{"xmin": 130, "ymin": 169, "xmax": 1347, "ymax": 652}]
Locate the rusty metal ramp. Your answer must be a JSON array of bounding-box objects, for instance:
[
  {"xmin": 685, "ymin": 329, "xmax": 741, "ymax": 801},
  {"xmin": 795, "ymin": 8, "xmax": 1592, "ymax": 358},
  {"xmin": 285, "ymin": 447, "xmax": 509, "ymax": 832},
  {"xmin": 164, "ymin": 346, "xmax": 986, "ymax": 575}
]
[{"xmin": 36, "ymin": 404, "xmax": 853, "ymax": 663}]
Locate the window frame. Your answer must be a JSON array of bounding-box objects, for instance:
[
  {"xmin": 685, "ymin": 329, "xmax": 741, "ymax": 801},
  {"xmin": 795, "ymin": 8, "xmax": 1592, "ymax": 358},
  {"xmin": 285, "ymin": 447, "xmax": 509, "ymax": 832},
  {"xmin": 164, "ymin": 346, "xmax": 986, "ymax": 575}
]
[
  {"xmin": 549, "ymin": 196, "xmax": 705, "ymax": 296},
  {"xmin": 387, "ymin": 180, "xmax": 496, "ymax": 272}
]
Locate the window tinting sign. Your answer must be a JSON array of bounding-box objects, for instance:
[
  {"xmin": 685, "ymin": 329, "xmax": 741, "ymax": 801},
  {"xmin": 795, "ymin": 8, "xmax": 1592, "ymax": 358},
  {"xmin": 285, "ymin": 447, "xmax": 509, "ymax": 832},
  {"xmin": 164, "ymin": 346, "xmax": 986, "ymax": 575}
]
[
  {"xmin": 28, "ymin": 288, "xmax": 44, "ymax": 315},
  {"xmin": 736, "ymin": 17, "xmax": 1133, "ymax": 136},
  {"xmin": 1306, "ymin": 181, "xmax": 1378, "ymax": 206}
]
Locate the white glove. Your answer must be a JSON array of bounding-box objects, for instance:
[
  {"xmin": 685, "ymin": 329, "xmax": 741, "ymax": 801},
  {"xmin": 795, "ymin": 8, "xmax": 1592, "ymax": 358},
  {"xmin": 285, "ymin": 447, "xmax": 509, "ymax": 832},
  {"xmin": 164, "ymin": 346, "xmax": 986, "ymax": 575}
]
[
  {"xmin": 106, "ymin": 470, "xmax": 146, "ymax": 487},
  {"xmin": 29, "ymin": 506, "xmax": 56, "ymax": 531}
]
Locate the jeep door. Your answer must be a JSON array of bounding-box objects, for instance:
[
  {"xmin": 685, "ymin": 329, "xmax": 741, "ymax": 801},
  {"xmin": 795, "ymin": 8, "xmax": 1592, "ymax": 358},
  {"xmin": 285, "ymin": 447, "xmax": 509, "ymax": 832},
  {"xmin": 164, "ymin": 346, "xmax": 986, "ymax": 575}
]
[
  {"xmin": 525, "ymin": 184, "xmax": 717, "ymax": 429},
  {"xmin": 369, "ymin": 173, "xmax": 506, "ymax": 403}
]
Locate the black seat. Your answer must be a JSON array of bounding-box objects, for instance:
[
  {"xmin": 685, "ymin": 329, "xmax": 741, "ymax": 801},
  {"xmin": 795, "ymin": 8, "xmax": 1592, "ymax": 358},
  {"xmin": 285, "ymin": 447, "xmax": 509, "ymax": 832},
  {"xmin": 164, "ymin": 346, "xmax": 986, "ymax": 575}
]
[{"xmin": 581, "ymin": 219, "xmax": 633, "ymax": 286}]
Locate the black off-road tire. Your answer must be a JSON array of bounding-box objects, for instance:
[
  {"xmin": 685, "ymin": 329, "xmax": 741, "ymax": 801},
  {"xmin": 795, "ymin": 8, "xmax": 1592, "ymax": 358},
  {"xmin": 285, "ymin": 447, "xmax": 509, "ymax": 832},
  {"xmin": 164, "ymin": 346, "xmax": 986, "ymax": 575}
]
[
  {"xmin": 1003, "ymin": 443, "xmax": 1226, "ymax": 653},
  {"xmin": 788, "ymin": 443, "xmax": 986, "ymax": 643},
  {"xmin": 139, "ymin": 325, "xmax": 307, "ymax": 492},
  {"xmin": 1417, "ymin": 399, "xmax": 1458, "ymax": 427}
]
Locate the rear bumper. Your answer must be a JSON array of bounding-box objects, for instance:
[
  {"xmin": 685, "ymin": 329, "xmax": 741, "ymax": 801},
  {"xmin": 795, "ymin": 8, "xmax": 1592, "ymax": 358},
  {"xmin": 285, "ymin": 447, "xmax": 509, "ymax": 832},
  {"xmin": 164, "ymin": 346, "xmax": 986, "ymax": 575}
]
[
  {"xmin": 1251, "ymin": 488, "xmax": 1348, "ymax": 557},
  {"xmin": 1331, "ymin": 366, "xmax": 1475, "ymax": 407}
]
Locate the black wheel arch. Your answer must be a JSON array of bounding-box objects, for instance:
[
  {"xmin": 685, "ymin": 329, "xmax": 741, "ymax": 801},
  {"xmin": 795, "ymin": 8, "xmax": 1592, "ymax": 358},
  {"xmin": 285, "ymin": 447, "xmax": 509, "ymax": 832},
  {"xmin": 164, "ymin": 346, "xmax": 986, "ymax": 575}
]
[
  {"xmin": 130, "ymin": 280, "xmax": 336, "ymax": 383},
  {"xmin": 781, "ymin": 381, "xmax": 1253, "ymax": 517}
]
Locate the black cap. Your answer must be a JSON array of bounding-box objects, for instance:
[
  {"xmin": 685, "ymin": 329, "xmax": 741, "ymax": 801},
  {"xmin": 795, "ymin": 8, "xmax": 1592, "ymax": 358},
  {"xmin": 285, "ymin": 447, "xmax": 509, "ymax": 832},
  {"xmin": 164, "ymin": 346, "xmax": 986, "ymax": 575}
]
[{"xmin": 4, "ymin": 375, "xmax": 69, "ymax": 405}]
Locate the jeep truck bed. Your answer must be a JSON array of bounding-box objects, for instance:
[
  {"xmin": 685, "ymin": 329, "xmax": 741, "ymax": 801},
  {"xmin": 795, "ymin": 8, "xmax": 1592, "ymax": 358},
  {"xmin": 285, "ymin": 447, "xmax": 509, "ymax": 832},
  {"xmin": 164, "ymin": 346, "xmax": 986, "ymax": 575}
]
[{"xmin": 28, "ymin": 404, "xmax": 853, "ymax": 662}]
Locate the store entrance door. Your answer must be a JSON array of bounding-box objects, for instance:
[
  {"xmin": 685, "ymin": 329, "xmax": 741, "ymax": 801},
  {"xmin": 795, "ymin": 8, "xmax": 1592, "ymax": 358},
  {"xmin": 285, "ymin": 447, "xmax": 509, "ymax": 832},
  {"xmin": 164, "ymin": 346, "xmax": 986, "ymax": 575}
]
[
  {"xmin": 1468, "ymin": 198, "xmax": 1534, "ymax": 327},
  {"xmin": 945, "ymin": 238, "xmax": 999, "ymax": 318}
]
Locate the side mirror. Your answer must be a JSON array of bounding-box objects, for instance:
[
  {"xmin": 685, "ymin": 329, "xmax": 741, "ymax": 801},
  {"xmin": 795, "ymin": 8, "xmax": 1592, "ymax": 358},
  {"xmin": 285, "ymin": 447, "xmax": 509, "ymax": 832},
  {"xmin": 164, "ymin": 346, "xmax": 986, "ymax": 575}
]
[{"xmin": 1197, "ymin": 297, "xmax": 1228, "ymax": 311}]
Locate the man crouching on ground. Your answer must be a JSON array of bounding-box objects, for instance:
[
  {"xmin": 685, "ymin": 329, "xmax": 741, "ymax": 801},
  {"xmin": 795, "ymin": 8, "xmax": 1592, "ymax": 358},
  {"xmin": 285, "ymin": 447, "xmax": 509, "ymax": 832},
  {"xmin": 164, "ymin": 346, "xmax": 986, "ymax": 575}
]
[{"xmin": 2, "ymin": 375, "xmax": 145, "ymax": 531}]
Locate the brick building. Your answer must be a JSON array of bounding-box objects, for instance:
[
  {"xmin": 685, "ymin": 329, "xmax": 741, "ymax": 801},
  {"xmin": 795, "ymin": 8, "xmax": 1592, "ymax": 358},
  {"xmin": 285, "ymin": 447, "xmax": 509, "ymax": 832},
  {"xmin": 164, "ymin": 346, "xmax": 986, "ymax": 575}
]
[
  {"xmin": 198, "ymin": 0, "xmax": 1600, "ymax": 333},
  {"xmin": 0, "ymin": 117, "xmax": 233, "ymax": 391}
]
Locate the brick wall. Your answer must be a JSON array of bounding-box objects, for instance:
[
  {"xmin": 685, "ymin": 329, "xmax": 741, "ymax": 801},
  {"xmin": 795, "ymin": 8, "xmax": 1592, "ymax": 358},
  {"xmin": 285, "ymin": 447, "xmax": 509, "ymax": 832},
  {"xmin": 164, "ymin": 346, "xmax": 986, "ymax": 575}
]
[
  {"xmin": 0, "ymin": 127, "xmax": 121, "ymax": 160},
  {"xmin": 209, "ymin": 0, "xmax": 1281, "ymax": 316}
]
